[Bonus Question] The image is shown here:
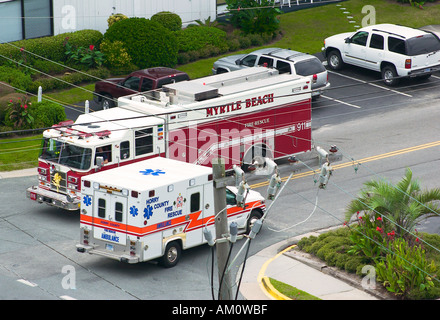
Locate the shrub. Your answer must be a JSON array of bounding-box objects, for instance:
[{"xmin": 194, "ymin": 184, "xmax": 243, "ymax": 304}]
[
  {"xmin": 103, "ymin": 17, "xmax": 178, "ymax": 68},
  {"xmin": 28, "ymin": 100, "xmax": 66, "ymax": 129},
  {"xmin": 177, "ymin": 52, "xmax": 191, "ymax": 65},
  {"xmin": 64, "ymin": 42, "xmax": 105, "ymax": 68},
  {"xmin": 375, "ymin": 238, "xmax": 436, "ymax": 298},
  {"xmin": 100, "ymin": 40, "xmax": 136, "ymax": 72},
  {"xmin": 226, "ymin": 38, "xmax": 241, "ymax": 52},
  {"xmin": 151, "ymin": 11, "xmax": 182, "ymax": 31},
  {"xmin": 0, "ymin": 125, "xmax": 13, "ymax": 137},
  {"xmin": 5, "ymin": 96, "xmax": 34, "ymax": 130},
  {"xmin": 28, "ymin": 68, "xmax": 111, "ymax": 94},
  {"xmin": 0, "ymin": 67, "xmax": 32, "ymax": 92},
  {"xmin": 225, "ymin": 0, "xmax": 282, "ymax": 35},
  {"xmin": 347, "ymin": 213, "xmax": 392, "ymax": 262},
  {"xmin": 239, "ymin": 36, "xmax": 252, "ymax": 49},
  {"xmin": 175, "ymin": 26, "xmax": 227, "ymax": 52},
  {"xmin": 31, "ymin": 59, "xmax": 66, "ymax": 75},
  {"xmin": 107, "ymin": 13, "xmax": 128, "ymax": 28},
  {"xmin": 248, "ymin": 33, "xmax": 265, "ymax": 46},
  {"xmin": 0, "ymin": 93, "xmax": 27, "ymax": 124}
]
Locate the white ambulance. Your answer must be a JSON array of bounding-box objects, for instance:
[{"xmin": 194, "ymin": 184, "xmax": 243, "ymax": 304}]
[{"xmin": 76, "ymin": 157, "xmax": 266, "ymax": 267}]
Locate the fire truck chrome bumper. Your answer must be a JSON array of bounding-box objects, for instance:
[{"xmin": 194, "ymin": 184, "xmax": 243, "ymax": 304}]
[{"xmin": 26, "ymin": 186, "xmax": 80, "ymax": 211}]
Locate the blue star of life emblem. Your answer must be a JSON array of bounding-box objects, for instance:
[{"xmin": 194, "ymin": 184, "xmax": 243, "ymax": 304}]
[
  {"xmin": 144, "ymin": 205, "xmax": 153, "ymax": 219},
  {"xmin": 139, "ymin": 169, "xmax": 166, "ymax": 176},
  {"xmin": 83, "ymin": 195, "xmax": 91, "ymax": 206},
  {"xmin": 130, "ymin": 206, "xmax": 138, "ymax": 217}
]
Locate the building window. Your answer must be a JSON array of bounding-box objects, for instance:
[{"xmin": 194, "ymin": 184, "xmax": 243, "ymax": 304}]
[
  {"xmin": 0, "ymin": 0, "xmax": 53, "ymax": 43},
  {"xmin": 23, "ymin": 0, "xmax": 52, "ymax": 39}
]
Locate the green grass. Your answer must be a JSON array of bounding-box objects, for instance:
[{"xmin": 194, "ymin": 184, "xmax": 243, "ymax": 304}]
[
  {"xmin": 0, "ymin": 134, "xmax": 42, "ymax": 171},
  {"xmin": 179, "ymin": 0, "xmax": 440, "ymax": 79},
  {"xmin": 44, "ymin": 83, "xmax": 95, "ymax": 105},
  {"xmin": 269, "ymin": 278, "xmax": 321, "ymax": 300}
]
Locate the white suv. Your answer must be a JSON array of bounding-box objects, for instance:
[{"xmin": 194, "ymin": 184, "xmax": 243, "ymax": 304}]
[{"xmin": 322, "ymin": 24, "xmax": 440, "ymax": 86}]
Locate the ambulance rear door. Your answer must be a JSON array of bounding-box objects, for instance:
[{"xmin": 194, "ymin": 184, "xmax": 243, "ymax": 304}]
[
  {"xmin": 93, "ymin": 190, "xmax": 128, "ymax": 251},
  {"xmin": 184, "ymin": 185, "xmax": 205, "ymax": 246}
]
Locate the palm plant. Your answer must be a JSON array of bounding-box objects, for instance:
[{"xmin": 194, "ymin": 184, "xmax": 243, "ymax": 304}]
[{"xmin": 345, "ymin": 168, "xmax": 440, "ymax": 238}]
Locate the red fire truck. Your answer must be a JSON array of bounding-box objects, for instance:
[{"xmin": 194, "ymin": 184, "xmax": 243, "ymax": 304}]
[{"xmin": 27, "ymin": 67, "xmax": 314, "ymax": 211}]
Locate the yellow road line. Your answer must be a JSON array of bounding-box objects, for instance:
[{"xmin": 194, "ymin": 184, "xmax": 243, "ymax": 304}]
[{"xmin": 250, "ymin": 140, "xmax": 440, "ymax": 189}]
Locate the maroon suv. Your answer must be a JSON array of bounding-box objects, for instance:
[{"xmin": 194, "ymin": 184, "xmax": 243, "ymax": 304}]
[{"xmin": 93, "ymin": 67, "xmax": 190, "ymax": 109}]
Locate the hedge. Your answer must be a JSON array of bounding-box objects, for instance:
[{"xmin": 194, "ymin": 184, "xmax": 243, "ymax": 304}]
[
  {"xmin": 28, "ymin": 67, "xmax": 111, "ymax": 94},
  {"xmin": 175, "ymin": 26, "xmax": 228, "ymax": 53},
  {"xmin": 0, "ymin": 29, "xmax": 103, "ymax": 68}
]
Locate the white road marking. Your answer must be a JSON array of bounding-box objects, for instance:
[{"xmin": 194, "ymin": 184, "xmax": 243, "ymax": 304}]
[
  {"xmin": 60, "ymin": 295, "xmax": 77, "ymax": 300},
  {"xmin": 328, "ymin": 70, "xmax": 413, "ymax": 97},
  {"xmin": 17, "ymin": 279, "xmax": 38, "ymax": 287},
  {"xmin": 321, "ymin": 95, "xmax": 361, "ymax": 109}
]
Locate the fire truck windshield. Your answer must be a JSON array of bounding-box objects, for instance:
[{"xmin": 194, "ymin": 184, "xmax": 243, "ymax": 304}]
[{"xmin": 39, "ymin": 138, "xmax": 92, "ymax": 170}]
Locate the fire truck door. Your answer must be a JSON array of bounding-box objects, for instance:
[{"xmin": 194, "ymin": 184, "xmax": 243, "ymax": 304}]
[{"xmin": 93, "ymin": 191, "xmax": 128, "ymax": 247}]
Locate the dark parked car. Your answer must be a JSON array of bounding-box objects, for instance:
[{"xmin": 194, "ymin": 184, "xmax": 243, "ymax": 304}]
[{"xmin": 93, "ymin": 67, "xmax": 190, "ymax": 109}]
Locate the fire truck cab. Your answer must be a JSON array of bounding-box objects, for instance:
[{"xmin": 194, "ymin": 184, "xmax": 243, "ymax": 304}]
[
  {"xmin": 76, "ymin": 157, "xmax": 266, "ymax": 267},
  {"xmin": 26, "ymin": 108, "xmax": 165, "ymax": 210}
]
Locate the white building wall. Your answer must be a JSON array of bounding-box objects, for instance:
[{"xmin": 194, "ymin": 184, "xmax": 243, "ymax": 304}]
[{"xmin": 52, "ymin": 0, "xmax": 217, "ymax": 36}]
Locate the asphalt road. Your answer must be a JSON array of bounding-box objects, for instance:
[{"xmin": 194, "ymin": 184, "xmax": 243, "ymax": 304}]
[{"xmin": 1, "ymin": 66, "xmax": 440, "ymax": 300}]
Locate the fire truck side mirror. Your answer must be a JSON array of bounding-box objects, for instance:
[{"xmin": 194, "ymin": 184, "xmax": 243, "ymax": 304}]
[{"xmin": 96, "ymin": 156, "xmax": 104, "ymax": 171}]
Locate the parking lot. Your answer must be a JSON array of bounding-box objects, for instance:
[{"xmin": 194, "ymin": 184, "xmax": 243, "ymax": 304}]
[{"xmin": 312, "ymin": 60, "xmax": 440, "ymax": 128}]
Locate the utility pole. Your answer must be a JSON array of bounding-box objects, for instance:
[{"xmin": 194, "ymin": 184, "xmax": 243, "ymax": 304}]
[{"xmin": 212, "ymin": 157, "xmax": 233, "ymax": 300}]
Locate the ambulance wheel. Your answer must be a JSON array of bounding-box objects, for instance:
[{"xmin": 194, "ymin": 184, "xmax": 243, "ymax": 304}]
[
  {"xmin": 246, "ymin": 210, "xmax": 263, "ymax": 234},
  {"xmin": 160, "ymin": 241, "xmax": 181, "ymax": 268}
]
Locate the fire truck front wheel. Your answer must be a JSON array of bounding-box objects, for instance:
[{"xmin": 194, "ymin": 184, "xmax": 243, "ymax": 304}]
[{"xmin": 160, "ymin": 241, "xmax": 182, "ymax": 268}]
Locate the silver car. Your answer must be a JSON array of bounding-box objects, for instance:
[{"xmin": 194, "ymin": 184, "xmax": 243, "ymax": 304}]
[{"xmin": 212, "ymin": 48, "xmax": 330, "ymax": 98}]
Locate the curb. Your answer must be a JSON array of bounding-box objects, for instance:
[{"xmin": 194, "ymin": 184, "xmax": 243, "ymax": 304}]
[
  {"xmin": 257, "ymin": 244, "xmax": 297, "ymax": 300},
  {"xmin": 261, "ymin": 276, "xmax": 291, "ymax": 300}
]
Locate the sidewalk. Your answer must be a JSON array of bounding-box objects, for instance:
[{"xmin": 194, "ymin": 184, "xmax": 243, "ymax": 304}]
[
  {"xmin": 0, "ymin": 167, "xmax": 37, "ymax": 179},
  {"xmin": 239, "ymin": 229, "xmax": 391, "ymax": 300}
]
